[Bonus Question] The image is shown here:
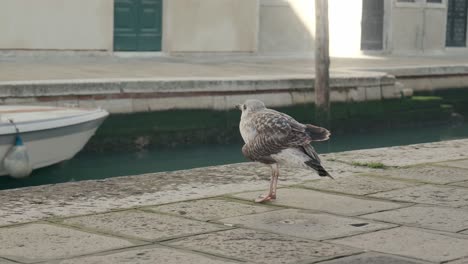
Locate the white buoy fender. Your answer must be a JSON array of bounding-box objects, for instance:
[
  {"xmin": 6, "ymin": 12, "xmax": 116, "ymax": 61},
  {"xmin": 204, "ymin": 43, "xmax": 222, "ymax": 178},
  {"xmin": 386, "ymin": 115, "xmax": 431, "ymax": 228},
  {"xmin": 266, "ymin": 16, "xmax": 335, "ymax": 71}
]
[{"xmin": 3, "ymin": 135, "xmax": 32, "ymax": 178}]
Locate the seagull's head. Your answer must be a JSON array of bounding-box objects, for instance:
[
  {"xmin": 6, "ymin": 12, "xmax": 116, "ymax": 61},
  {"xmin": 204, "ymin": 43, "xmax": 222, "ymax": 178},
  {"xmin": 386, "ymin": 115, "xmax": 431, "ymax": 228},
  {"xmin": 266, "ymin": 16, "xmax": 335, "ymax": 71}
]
[{"xmin": 236, "ymin": 99, "xmax": 266, "ymax": 114}]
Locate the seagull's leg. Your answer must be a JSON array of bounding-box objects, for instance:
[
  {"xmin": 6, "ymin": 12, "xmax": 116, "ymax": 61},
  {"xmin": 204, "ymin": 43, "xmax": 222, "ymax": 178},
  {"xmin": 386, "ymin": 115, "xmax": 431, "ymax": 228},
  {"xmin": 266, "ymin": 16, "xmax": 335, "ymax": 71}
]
[
  {"xmin": 271, "ymin": 163, "xmax": 279, "ymax": 199},
  {"xmin": 255, "ymin": 163, "xmax": 279, "ymax": 203}
]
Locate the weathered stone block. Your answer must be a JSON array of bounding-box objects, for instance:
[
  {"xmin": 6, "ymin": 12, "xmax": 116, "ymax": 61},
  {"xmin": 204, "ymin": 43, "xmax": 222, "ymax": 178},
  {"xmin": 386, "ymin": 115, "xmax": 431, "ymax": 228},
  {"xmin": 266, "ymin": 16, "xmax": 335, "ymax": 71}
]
[
  {"xmin": 291, "ymin": 91, "xmax": 315, "ymax": 104},
  {"xmin": 220, "ymin": 209, "xmax": 395, "ymax": 240},
  {"xmin": 331, "ymin": 227, "xmax": 468, "ymax": 262},
  {"xmin": 330, "ymin": 90, "xmax": 347, "ymax": 102},
  {"xmin": 439, "ymin": 159, "xmax": 468, "ymax": 170},
  {"xmin": 224, "ymin": 94, "xmax": 251, "ymax": 109},
  {"xmin": 148, "ymin": 199, "xmax": 275, "ymax": 221},
  {"xmin": 1, "ymin": 97, "xmax": 36, "ymax": 105},
  {"xmin": 318, "ymin": 252, "xmax": 430, "ymax": 264},
  {"xmin": 369, "ymin": 185, "xmax": 468, "ymax": 207},
  {"xmin": 365, "ymin": 86, "xmax": 382, "ymax": 101},
  {"xmin": 96, "ymin": 98, "xmax": 133, "ymax": 113},
  {"xmin": 380, "ymin": 165, "xmax": 468, "ymax": 184},
  {"xmin": 142, "ymin": 96, "xmax": 215, "ymax": 111},
  {"xmin": 56, "ymin": 100, "xmax": 79, "ymax": 108},
  {"xmin": 0, "ymin": 223, "xmax": 133, "ymax": 263},
  {"xmin": 303, "ymin": 175, "xmax": 420, "ymax": 195},
  {"xmin": 255, "ymin": 93, "xmax": 294, "ymax": 107},
  {"xmin": 166, "ymin": 228, "xmax": 359, "ymax": 264},
  {"xmin": 326, "ymin": 140, "xmax": 468, "ymax": 167},
  {"xmin": 231, "ymin": 188, "xmax": 405, "ymax": 216},
  {"xmin": 362, "ymin": 205, "xmax": 468, "ymax": 232},
  {"xmin": 348, "ymin": 87, "xmax": 366, "ymax": 102},
  {"xmin": 77, "ymin": 99, "xmax": 97, "ymax": 109},
  {"xmin": 0, "ymin": 258, "xmax": 16, "ymax": 264},
  {"xmin": 131, "ymin": 98, "xmax": 151, "ymax": 112},
  {"xmin": 62, "ymin": 210, "xmax": 227, "ymax": 241},
  {"xmin": 382, "ymin": 85, "xmax": 400, "ymax": 99},
  {"xmin": 451, "ymin": 181, "xmax": 468, "ymax": 188},
  {"xmin": 52, "ymin": 245, "xmax": 238, "ymax": 264},
  {"xmin": 446, "ymin": 257, "xmax": 468, "ymax": 264}
]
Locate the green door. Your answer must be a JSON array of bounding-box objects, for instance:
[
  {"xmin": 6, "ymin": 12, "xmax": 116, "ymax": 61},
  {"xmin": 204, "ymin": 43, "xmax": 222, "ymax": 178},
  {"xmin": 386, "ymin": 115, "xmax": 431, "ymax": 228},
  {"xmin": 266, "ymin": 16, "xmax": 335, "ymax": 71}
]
[{"xmin": 114, "ymin": 0, "xmax": 162, "ymax": 51}]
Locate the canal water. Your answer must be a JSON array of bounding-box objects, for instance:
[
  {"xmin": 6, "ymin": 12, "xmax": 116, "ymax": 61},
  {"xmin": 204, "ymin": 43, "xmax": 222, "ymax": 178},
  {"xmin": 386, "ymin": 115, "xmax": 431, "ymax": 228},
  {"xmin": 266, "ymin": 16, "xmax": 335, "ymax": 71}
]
[{"xmin": 1, "ymin": 122, "xmax": 468, "ymax": 190}]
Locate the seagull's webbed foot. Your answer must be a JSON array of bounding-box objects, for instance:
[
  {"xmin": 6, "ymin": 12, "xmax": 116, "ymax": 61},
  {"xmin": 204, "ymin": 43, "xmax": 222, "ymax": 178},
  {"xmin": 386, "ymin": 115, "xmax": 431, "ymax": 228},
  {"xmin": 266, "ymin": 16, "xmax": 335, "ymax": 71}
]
[
  {"xmin": 255, "ymin": 193, "xmax": 276, "ymax": 203},
  {"xmin": 255, "ymin": 163, "xmax": 279, "ymax": 203}
]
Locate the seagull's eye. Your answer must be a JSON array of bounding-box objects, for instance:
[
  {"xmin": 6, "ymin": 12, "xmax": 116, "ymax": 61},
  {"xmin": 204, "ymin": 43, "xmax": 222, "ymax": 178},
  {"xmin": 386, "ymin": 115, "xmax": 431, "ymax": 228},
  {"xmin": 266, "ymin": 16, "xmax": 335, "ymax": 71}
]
[{"xmin": 243, "ymin": 105, "xmax": 247, "ymax": 110}]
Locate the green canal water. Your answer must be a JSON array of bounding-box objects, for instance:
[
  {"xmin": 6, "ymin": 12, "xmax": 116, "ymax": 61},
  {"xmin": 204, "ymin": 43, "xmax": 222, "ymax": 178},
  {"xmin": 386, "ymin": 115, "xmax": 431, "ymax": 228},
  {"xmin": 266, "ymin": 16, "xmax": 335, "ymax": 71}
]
[{"xmin": 1, "ymin": 122, "xmax": 468, "ymax": 190}]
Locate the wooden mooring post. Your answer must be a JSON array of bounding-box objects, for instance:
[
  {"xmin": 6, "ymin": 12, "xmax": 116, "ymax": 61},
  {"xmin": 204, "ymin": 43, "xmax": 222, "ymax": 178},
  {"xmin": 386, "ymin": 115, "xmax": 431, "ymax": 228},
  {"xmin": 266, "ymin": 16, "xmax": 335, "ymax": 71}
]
[{"xmin": 315, "ymin": 0, "xmax": 330, "ymax": 126}]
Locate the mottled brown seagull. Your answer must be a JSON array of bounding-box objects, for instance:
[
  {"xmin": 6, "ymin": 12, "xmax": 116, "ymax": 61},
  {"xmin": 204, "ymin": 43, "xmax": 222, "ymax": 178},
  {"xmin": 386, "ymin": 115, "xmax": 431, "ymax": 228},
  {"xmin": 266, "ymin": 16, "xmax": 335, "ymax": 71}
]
[{"xmin": 237, "ymin": 99, "xmax": 332, "ymax": 203}]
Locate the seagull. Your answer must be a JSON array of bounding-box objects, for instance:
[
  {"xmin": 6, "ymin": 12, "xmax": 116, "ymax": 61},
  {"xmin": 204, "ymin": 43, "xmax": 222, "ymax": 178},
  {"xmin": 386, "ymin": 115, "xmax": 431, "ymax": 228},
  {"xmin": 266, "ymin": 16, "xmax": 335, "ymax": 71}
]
[{"xmin": 237, "ymin": 99, "xmax": 333, "ymax": 203}]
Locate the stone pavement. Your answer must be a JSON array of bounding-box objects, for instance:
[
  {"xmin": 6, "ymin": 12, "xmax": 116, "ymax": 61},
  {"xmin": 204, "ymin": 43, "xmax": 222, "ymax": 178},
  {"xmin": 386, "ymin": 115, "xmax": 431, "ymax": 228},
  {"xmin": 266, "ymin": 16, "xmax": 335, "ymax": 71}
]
[
  {"xmin": 1, "ymin": 53, "xmax": 468, "ymax": 82},
  {"xmin": 1, "ymin": 139, "xmax": 468, "ymax": 263}
]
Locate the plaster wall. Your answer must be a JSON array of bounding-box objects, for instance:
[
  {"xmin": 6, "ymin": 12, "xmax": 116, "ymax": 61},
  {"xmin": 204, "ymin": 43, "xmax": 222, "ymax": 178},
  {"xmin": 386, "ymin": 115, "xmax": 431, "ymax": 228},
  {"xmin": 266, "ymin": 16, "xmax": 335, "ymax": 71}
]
[
  {"xmin": 163, "ymin": 0, "xmax": 258, "ymax": 53},
  {"xmin": 0, "ymin": 0, "xmax": 113, "ymax": 50}
]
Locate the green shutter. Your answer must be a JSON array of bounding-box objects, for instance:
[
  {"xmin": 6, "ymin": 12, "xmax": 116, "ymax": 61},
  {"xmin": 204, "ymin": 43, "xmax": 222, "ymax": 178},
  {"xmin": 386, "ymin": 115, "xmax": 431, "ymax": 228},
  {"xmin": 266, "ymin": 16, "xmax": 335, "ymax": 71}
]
[
  {"xmin": 446, "ymin": 0, "xmax": 468, "ymax": 47},
  {"xmin": 361, "ymin": 0, "xmax": 384, "ymax": 50}
]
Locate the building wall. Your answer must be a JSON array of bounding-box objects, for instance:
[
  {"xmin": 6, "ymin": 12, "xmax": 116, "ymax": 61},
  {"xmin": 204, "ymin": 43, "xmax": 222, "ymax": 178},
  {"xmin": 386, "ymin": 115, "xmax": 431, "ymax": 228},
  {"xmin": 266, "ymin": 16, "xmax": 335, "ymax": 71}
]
[
  {"xmin": 0, "ymin": 0, "xmax": 465, "ymax": 56},
  {"xmin": 258, "ymin": 0, "xmax": 363, "ymax": 57},
  {"xmin": 0, "ymin": 0, "xmax": 113, "ymax": 50},
  {"xmin": 163, "ymin": 0, "xmax": 258, "ymax": 53},
  {"xmin": 329, "ymin": 0, "xmax": 363, "ymax": 57},
  {"xmin": 258, "ymin": 0, "xmax": 315, "ymax": 55}
]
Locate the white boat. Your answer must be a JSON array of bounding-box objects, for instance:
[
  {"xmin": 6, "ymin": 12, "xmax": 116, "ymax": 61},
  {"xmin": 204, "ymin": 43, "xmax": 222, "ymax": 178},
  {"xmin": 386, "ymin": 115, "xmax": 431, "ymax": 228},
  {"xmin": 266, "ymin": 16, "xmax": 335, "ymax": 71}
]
[{"xmin": 0, "ymin": 105, "xmax": 108, "ymax": 177}]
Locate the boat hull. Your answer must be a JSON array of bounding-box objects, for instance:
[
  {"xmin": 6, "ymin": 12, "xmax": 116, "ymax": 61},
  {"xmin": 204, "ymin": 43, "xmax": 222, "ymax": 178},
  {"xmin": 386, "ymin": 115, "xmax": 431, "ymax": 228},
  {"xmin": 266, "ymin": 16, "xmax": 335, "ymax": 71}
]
[{"xmin": 0, "ymin": 112, "xmax": 107, "ymax": 177}]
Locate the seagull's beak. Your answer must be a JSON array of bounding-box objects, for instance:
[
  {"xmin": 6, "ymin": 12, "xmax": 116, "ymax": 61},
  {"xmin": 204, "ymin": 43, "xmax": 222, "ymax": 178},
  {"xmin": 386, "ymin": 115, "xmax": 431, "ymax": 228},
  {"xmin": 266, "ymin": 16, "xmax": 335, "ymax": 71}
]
[{"xmin": 235, "ymin": 104, "xmax": 242, "ymax": 110}]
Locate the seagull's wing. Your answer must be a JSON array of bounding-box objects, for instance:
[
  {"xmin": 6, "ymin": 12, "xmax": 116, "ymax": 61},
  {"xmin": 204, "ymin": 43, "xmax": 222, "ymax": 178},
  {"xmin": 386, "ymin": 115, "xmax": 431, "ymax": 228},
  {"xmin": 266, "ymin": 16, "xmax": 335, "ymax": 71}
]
[
  {"xmin": 242, "ymin": 111, "xmax": 313, "ymax": 161},
  {"xmin": 270, "ymin": 109, "xmax": 330, "ymax": 141}
]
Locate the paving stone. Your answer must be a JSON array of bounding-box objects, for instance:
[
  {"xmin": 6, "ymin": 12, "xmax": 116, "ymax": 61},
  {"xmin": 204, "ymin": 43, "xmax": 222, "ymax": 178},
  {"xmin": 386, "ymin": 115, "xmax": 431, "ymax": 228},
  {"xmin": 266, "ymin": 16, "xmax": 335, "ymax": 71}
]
[
  {"xmin": 302, "ymin": 175, "xmax": 419, "ymax": 195},
  {"xmin": 380, "ymin": 165, "xmax": 468, "ymax": 184},
  {"xmin": 450, "ymin": 181, "xmax": 468, "ymax": 188},
  {"xmin": 331, "ymin": 227, "xmax": 468, "ymax": 262},
  {"xmin": 325, "ymin": 139, "xmax": 468, "ymax": 167},
  {"xmin": 461, "ymin": 229, "xmax": 468, "ymax": 235},
  {"xmin": 62, "ymin": 210, "xmax": 226, "ymax": 241},
  {"xmin": 0, "ymin": 258, "xmax": 15, "ymax": 264},
  {"xmin": 447, "ymin": 257, "xmax": 468, "ymax": 264},
  {"xmin": 318, "ymin": 252, "xmax": 430, "ymax": 264},
  {"xmin": 370, "ymin": 185, "xmax": 468, "ymax": 207},
  {"xmin": 219, "ymin": 209, "xmax": 395, "ymax": 240},
  {"xmin": 361, "ymin": 205, "xmax": 468, "ymax": 232},
  {"xmin": 166, "ymin": 228, "xmax": 359, "ymax": 264},
  {"xmin": 49, "ymin": 245, "xmax": 239, "ymax": 264},
  {"xmin": 148, "ymin": 199, "xmax": 275, "ymax": 221},
  {"xmin": 0, "ymin": 223, "xmax": 133, "ymax": 263},
  {"xmin": 231, "ymin": 188, "xmax": 405, "ymax": 216},
  {"xmin": 439, "ymin": 160, "xmax": 468, "ymax": 170}
]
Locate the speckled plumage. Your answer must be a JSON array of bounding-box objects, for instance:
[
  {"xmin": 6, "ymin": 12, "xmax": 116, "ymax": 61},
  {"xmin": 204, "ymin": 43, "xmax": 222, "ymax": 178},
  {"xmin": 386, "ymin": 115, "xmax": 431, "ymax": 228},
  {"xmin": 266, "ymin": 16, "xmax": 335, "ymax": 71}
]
[
  {"xmin": 239, "ymin": 99, "xmax": 331, "ymax": 174},
  {"xmin": 237, "ymin": 100, "xmax": 331, "ymax": 203}
]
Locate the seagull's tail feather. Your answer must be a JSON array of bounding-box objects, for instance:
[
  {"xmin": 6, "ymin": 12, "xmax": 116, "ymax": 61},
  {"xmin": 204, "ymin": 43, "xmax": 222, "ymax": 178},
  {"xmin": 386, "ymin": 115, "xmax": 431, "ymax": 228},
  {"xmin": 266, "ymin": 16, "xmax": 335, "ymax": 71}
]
[
  {"xmin": 305, "ymin": 124, "xmax": 330, "ymax": 141},
  {"xmin": 318, "ymin": 167, "xmax": 334, "ymax": 180},
  {"xmin": 305, "ymin": 160, "xmax": 334, "ymax": 180}
]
